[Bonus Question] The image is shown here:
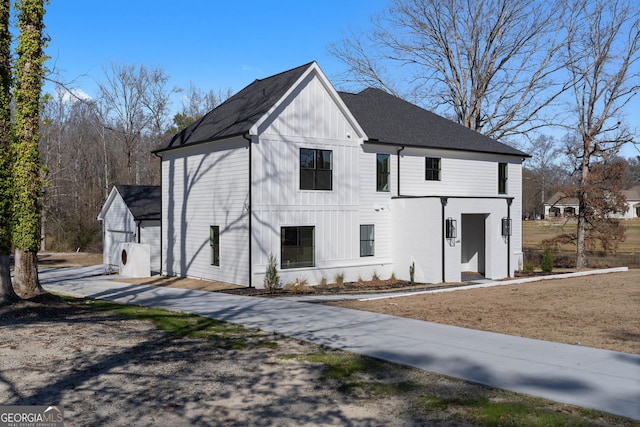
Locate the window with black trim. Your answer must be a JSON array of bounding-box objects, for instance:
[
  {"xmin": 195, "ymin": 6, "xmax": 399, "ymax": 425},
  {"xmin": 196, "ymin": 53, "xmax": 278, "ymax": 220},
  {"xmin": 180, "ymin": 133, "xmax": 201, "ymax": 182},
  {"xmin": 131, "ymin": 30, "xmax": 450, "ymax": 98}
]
[
  {"xmin": 360, "ymin": 225, "xmax": 375, "ymax": 257},
  {"xmin": 281, "ymin": 226, "xmax": 315, "ymax": 269},
  {"xmin": 498, "ymin": 163, "xmax": 508, "ymax": 194},
  {"xmin": 425, "ymin": 157, "xmax": 441, "ymax": 181},
  {"xmin": 210, "ymin": 226, "xmax": 220, "ymax": 266},
  {"xmin": 376, "ymin": 154, "xmax": 390, "ymax": 192},
  {"xmin": 300, "ymin": 148, "xmax": 332, "ymax": 190}
]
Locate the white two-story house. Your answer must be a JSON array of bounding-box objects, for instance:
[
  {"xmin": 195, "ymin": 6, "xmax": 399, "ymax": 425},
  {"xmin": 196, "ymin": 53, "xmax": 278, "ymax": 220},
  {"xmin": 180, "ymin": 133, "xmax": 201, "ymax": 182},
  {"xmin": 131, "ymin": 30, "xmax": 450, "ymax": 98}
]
[{"xmin": 153, "ymin": 62, "xmax": 528, "ymax": 288}]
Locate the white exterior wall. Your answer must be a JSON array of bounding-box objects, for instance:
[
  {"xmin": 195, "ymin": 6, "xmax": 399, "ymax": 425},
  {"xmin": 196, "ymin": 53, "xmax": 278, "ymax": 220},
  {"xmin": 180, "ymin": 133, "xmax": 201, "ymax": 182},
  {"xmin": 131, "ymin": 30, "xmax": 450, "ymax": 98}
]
[
  {"xmin": 251, "ymin": 72, "xmax": 385, "ymax": 287},
  {"xmin": 161, "ymin": 137, "xmax": 249, "ymax": 285},
  {"xmin": 101, "ymin": 193, "xmax": 136, "ymax": 266},
  {"xmin": 140, "ymin": 220, "xmax": 161, "ymax": 272},
  {"xmin": 391, "ymin": 149, "xmax": 524, "ymax": 283}
]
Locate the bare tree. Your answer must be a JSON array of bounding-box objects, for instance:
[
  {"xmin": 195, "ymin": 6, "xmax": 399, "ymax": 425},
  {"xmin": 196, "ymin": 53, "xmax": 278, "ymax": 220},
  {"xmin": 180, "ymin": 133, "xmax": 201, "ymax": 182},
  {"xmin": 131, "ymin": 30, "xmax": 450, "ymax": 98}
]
[
  {"xmin": 97, "ymin": 63, "xmax": 176, "ymax": 185},
  {"xmin": 563, "ymin": 0, "xmax": 639, "ymax": 268},
  {"xmin": 330, "ymin": 0, "xmax": 569, "ymax": 140},
  {"xmin": 523, "ymin": 134, "xmax": 568, "ymax": 218}
]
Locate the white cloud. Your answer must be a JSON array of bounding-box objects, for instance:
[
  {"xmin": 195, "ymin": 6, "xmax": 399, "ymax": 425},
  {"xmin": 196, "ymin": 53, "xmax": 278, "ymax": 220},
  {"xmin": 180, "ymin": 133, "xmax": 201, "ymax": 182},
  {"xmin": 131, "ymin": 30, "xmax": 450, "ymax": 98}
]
[{"xmin": 56, "ymin": 87, "xmax": 92, "ymax": 103}]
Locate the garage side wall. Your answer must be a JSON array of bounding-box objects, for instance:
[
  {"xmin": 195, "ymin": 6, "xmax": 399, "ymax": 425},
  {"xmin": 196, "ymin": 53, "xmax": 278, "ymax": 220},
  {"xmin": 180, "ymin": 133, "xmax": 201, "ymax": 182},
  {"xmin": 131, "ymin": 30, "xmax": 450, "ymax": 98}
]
[{"xmin": 101, "ymin": 193, "xmax": 136, "ymax": 266}]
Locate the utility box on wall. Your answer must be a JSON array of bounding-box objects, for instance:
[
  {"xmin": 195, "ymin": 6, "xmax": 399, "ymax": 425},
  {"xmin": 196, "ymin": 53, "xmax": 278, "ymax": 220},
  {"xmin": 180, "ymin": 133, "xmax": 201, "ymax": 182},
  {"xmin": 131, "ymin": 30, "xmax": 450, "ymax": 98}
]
[{"xmin": 117, "ymin": 243, "xmax": 151, "ymax": 278}]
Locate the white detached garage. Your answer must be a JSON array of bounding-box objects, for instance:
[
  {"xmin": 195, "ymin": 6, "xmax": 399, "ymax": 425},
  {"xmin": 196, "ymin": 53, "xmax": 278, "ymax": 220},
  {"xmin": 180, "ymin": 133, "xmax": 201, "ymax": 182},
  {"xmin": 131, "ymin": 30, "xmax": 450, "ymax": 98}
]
[{"xmin": 97, "ymin": 185, "xmax": 161, "ymax": 272}]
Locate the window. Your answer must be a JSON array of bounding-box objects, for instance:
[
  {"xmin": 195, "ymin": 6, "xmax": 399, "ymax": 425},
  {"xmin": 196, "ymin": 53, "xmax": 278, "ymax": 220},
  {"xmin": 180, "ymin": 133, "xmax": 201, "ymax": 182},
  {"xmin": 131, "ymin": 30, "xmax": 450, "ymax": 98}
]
[
  {"xmin": 498, "ymin": 163, "xmax": 508, "ymax": 194},
  {"xmin": 376, "ymin": 154, "xmax": 390, "ymax": 192},
  {"xmin": 360, "ymin": 225, "xmax": 375, "ymax": 257},
  {"xmin": 210, "ymin": 226, "xmax": 220, "ymax": 266},
  {"xmin": 425, "ymin": 157, "xmax": 441, "ymax": 181},
  {"xmin": 281, "ymin": 226, "xmax": 315, "ymax": 269},
  {"xmin": 300, "ymin": 148, "xmax": 332, "ymax": 190}
]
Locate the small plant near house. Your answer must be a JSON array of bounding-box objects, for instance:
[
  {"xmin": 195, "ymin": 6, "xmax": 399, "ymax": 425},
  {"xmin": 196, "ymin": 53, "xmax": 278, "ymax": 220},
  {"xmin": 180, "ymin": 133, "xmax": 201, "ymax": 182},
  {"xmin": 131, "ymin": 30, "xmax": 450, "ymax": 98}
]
[
  {"xmin": 409, "ymin": 262, "xmax": 415, "ymax": 285},
  {"xmin": 371, "ymin": 270, "xmax": 380, "ymax": 281},
  {"xmin": 264, "ymin": 253, "xmax": 280, "ymax": 291},
  {"xmin": 541, "ymin": 247, "xmax": 554, "ymax": 272},
  {"xmin": 523, "ymin": 264, "xmax": 535, "ymax": 273},
  {"xmin": 334, "ymin": 272, "xmax": 345, "ymax": 286},
  {"xmin": 319, "ymin": 276, "xmax": 328, "ymax": 286},
  {"xmin": 283, "ymin": 277, "xmax": 309, "ymax": 293},
  {"xmin": 390, "ymin": 272, "xmax": 396, "ymax": 281}
]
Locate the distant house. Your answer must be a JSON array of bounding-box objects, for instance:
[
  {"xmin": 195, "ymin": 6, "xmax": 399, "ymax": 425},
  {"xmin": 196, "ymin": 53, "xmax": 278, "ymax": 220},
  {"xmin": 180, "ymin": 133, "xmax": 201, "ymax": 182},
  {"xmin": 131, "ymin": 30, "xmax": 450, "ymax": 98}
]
[
  {"xmin": 153, "ymin": 62, "xmax": 528, "ymax": 287},
  {"xmin": 544, "ymin": 185, "xmax": 640, "ymax": 220},
  {"xmin": 543, "ymin": 192, "xmax": 580, "ymax": 218},
  {"xmin": 97, "ymin": 185, "xmax": 161, "ymax": 271}
]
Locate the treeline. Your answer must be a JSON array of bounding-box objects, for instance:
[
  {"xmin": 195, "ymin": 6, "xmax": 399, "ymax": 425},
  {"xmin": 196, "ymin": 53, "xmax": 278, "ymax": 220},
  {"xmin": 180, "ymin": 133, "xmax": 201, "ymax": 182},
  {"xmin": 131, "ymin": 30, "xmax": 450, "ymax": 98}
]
[{"xmin": 39, "ymin": 63, "xmax": 230, "ymax": 252}]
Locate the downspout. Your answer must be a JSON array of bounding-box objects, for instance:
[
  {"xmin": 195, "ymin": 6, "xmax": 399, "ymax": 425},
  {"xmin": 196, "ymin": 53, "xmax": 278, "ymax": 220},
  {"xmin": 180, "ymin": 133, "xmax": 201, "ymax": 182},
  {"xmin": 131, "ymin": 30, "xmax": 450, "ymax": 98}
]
[
  {"xmin": 243, "ymin": 134, "xmax": 254, "ymax": 288},
  {"xmin": 396, "ymin": 146, "xmax": 404, "ymax": 196},
  {"xmin": 440, "ymin": 197, "xmax": 448, "ymax": 283},
  {"xmin": 136, "ymin": 221, "xmax": 141, "ymax": 243},
  {"xmin": 153, "ymin": 151, "xmax": 163, "ymax": 274},
  {"xmin": 507, "ymin": 198, "xmax": 513, "ymax": 278}
]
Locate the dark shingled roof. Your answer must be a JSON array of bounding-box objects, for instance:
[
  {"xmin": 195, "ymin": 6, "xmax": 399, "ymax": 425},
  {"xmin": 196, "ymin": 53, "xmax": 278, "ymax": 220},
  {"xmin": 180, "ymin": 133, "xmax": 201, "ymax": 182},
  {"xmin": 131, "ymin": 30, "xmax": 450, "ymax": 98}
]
[
  {"xmin": 339, "ymin": 88, "xmax": 528, "ymax": 157},
  {"xmin": 115, "ymin": 185, "xmax": 161, "ymax": 221},
  {"xmin": 157, "ymin": 62, "xmax": 315, "ymax": 151}
]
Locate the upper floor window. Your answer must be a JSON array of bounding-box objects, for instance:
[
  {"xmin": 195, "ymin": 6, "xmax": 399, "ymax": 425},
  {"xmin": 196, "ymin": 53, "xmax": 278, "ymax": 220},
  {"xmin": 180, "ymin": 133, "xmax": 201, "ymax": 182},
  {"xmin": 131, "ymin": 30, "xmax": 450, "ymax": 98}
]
[
  {"xmin": 376, "ymin": 154, "xmax": 390, "ymax": 192},
  {"xmin": 300, "ymin": 148, "xmax": 332, "ymax": 190},
  {"xmin": 425, "ymin": 157, "xmax": 441, "ymax": 181},
  {"xmin": 498, "ymin": 163, "xmax": 508, "ymax": 194}
]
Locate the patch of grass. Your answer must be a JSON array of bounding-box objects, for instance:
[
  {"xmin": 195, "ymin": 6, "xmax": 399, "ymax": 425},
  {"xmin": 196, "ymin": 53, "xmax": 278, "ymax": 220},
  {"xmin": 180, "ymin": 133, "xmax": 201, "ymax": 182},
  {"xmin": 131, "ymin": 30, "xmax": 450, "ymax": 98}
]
[
  {"xmin": 67, "ymin": 296, "xmax": 277, "ymax": 350},
  {"xmin": 418, "ymin": 394, "xmax": 610, "ymax": 427}
]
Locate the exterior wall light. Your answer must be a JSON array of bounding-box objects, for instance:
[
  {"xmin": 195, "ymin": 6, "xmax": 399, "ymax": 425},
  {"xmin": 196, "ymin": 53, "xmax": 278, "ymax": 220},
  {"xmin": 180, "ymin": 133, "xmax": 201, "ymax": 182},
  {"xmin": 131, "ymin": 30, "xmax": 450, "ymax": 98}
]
[
  {"xmin": 502, "ymin": 217, "xmax": 512, "ymax": 237},
  {"xmin": 445, "ymin": 217, "xmax": 457, "ymax": 239}
]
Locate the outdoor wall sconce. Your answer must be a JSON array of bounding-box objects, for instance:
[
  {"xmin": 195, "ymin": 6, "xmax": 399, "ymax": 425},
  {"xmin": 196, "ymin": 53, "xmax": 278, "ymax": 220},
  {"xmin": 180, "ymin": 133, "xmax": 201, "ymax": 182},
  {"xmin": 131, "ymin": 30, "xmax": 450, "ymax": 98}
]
[
  {"xmin": 445, "ymin": 217, "xmax": 457, "ymax": 239},
  {"xmin": 502, "ymin": 217, "xmax": 512, "ymax": 237}
]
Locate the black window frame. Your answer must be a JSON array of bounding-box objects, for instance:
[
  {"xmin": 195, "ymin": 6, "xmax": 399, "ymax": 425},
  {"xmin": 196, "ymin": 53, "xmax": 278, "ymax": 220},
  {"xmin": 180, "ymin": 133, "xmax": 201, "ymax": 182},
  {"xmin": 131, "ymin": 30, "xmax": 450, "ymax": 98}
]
[
  {"xmin": 281, "ymin": 226, "xmax": 315, "ymax": 269},
  {"xmin": 210, "ymin": 225, "xmax": 220, "ymax": 266},
  {"xmin": 300, "ymin": 148, "xmax": 332, "ymax": 190},
  {"xmin": 425, "ymin": 157, "xmax": 441, "ymax": 181},
  {"xmin": 360, "ymin": 224, "xmax": 375, "ymax": 257},
  {"xmin": 376, "ymin": 153, "xmax": 390, "ymax": 192},
  {"xmin": 498, "ymin": 162, "xmax": 508, "ymax": 194}
]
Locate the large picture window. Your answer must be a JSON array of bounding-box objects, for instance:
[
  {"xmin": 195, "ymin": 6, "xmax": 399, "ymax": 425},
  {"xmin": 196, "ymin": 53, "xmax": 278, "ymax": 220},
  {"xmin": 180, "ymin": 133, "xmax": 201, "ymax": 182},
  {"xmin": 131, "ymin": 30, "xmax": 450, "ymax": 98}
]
[
  {"xmin": 360, "ymin": 225, "xmax": 375, "ymax": 257},
  {"xmin": 300, "ymin": 148, "xmax": 332, "ymax": 190},
  {"xmin": 376, "ymin": 154, "xmax": 390, "ymax": 192},
  {"xmin": 498, "ymin": 163, "xmax": 508, "ymax": 194},
  {"xmin": 210, "ymin": 226, "xmax": 220, "ymax": 266},
  {"xmin": 425, "ymin": 157, "xmax": 441, "ymax": 181},
  {"xmin": 281, "ymin": 226, "xmax": 315, "ymax": 269}
]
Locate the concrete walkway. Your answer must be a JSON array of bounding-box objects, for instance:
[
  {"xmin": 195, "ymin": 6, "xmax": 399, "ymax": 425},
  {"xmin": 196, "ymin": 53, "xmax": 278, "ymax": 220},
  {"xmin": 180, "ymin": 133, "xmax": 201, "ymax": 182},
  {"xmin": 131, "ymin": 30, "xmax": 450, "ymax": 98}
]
[{"xmin": 40, "ymin": 266, "xmax": 640, "ymax": 421}]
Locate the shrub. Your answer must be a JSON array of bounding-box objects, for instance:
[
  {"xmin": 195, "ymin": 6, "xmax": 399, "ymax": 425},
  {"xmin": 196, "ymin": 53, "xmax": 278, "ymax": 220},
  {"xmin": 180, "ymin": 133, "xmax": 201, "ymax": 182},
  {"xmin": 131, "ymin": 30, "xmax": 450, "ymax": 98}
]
[
  {"xmin": 541, "ymin": 247, "xmax": 554, "ymax": 272},
  {"xmin": 319, "ymin": 276, "xmax": 328, "ymax": 286},
  {"xmin": 409, "ymin": 262, "xmax": 415, "ymax": 285},
  {"xmin": 371, "ymin": 270, "xmax": 380, "ymax": 281},
  {"xmin": 390, "ymin": 272, "xmax": 397, "ymax": 281},
  {"xmin": 264, "ymin": 253, "xmax": 280, "ymax": 291},
  {"xmin": 334, "ymin": 272, "xmax": 345, "ymax": 286},
  {"xmin": 283, "ymin": 277, "xmax": 308, "ymax": 293}
]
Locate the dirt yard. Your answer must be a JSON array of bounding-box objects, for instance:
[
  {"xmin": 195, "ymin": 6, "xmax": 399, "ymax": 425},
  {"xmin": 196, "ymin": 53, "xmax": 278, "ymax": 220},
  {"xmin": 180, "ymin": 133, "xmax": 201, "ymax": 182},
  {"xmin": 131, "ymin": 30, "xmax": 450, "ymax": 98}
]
[{"xmin": 330, "ymin": 270, "xmax": 640, "ymax": 354}]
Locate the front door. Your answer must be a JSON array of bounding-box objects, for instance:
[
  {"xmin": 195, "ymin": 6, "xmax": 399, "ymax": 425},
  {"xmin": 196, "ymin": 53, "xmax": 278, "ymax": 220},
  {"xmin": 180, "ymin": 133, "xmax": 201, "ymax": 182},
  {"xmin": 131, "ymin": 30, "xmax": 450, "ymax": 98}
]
[{"xmin": 461, "ymin": 214, "xmax": 486, "ymax": 275}]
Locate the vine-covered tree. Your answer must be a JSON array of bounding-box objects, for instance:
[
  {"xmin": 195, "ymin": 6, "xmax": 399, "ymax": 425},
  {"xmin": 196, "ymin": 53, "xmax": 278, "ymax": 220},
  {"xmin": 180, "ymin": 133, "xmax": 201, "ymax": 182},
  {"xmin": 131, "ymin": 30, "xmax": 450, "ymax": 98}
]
[
  {"xmin": 12, "ymin": 0, "xmax": 46, "ymax": 297},
  {"xmin": 0, "ymin": 0, "xmax": 19, "ymax": 304}
]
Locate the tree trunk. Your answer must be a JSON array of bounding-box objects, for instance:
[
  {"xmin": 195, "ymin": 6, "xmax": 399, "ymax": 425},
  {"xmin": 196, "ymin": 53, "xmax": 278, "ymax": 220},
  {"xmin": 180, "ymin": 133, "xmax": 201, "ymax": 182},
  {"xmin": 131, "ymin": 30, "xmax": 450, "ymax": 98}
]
[
  {"xmin": 576, "ymin": 157, "xmax": 590, "ymax": 269},
  {"xmin": 0, "ymin": 253, "xmax": 19, "ymax": 304},
  {"xmin": 13, "ymin": 248, "xmax": 43, "ymax": 298}
]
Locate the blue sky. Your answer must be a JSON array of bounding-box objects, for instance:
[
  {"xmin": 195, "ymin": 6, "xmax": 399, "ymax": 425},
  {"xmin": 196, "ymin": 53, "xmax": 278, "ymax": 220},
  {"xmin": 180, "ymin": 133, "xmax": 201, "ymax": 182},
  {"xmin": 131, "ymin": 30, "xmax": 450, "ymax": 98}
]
[
  {"xmin": 44, "ymin": 0, "xmax": 387, "ymax": 98},
  {"xmin": 42, "ymin": 0, "xmax": 638, "ymax": 158}
]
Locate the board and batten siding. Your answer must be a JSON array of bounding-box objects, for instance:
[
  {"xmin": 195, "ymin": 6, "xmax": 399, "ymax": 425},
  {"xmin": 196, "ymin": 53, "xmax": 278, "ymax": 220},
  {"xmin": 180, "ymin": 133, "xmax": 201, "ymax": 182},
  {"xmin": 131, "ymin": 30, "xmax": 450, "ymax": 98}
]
[
  {"xmin": 251, "ymin": 71, "xmax": 374, "ymax": 286},
  {"xmin": 161, "ymin": 137, "xmax": 249, "ymax": 285},
  {"xmin": 139, "ymin": 220, "xmax": 161, "ymax": 272},
  {"xmin": 101, "ymin": 194, "xmax": 136, "ymax": 266}
]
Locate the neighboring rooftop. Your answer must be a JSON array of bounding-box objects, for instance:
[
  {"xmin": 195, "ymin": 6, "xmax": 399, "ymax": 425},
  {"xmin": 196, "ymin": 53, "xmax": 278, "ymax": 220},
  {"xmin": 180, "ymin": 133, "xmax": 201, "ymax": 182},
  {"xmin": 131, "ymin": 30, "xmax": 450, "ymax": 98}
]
[{"xmin": 115, "ymin": 185, "xmax": 161, "ymax": 220}]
